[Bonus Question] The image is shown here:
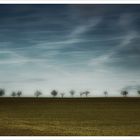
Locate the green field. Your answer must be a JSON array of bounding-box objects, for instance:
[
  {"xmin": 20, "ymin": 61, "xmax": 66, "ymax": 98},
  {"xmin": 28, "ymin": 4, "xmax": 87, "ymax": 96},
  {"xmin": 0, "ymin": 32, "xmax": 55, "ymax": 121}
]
[{"xmin": 0, "ymin": 97, "xmax": 140, "ymax": 136}]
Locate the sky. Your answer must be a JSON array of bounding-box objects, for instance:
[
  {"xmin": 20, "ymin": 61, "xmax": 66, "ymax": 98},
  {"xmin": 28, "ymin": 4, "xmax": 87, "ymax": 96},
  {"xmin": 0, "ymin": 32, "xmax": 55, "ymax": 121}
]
[{"xmin": 0, "ymin": 4, "xmax": 140, "ymax": 97}]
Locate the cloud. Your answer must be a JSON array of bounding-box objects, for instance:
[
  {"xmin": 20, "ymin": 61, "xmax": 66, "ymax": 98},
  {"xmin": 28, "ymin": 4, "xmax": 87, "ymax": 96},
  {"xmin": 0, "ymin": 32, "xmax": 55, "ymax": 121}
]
[
  {"xmin": 118, "ymin": 31, "xmax": 137, "ymax": 48},
  {"xmin": 32, "ymin": 39, "xmax": 84, "ymax": 50},
  {"xmin": 16, "ymin": 17, "xmax": 102, "ymax": 56},
  {"xmin": 0, "ymin": 48, "xmax": 50, "ymax": 65},
  {"xmin": 69, "ymin": 18, "xmax": 102, "ymax": 39},
  {"xmin": 0, "ymin": 78, "xmax": 46, "ymax": 84},
  {"xmin": 88, "ymin": 15, "xmax": 138, "ymax": 70}
]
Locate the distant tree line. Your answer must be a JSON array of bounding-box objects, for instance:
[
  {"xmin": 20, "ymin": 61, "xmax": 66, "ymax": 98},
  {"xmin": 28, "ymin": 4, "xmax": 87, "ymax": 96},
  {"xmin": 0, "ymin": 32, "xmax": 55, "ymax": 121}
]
[{"xmin": 0, "ymin": 88, "xmax": 140, "ymax": 98}]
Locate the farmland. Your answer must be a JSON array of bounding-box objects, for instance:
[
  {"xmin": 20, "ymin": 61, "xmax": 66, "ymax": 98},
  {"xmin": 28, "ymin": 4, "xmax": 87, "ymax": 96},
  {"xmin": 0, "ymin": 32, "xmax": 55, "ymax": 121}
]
[{"xmin": 0, "ymin": 97, "xmax": 140, "ymax": 136}]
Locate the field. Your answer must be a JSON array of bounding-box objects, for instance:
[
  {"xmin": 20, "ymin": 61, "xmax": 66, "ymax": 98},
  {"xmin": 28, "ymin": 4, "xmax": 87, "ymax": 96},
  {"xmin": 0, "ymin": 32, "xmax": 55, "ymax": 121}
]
[{"xmin": 0, "ymin": 97, "xmax": 140, "ymax": 136}]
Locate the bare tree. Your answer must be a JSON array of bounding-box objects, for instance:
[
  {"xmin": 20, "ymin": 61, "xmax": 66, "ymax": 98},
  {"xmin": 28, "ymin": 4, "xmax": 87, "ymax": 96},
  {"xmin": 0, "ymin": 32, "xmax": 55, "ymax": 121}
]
[
  {"xmin": 104, "ymin": 91, "xmax": 108, "ymax": 97},
  {"xmin": 84, "ymin": 91, "xmax": 90, "ymax": 97},
  {"xmin": 137, "ymin": 90, "xmax": 140, "ymax": 96},
  {"xmin": 17, "ymin": 91, "xmax": 22, "ymax": 97},
  {"xmin": 60, "ymin": 93, "xmax": 65, "ymax": 98},
  {"xmin": 70, "ymin": 90, "xmax": 75, "ymax": 97},
  {"xmin": 51, "ymin": 90, "xmax": 58, "ymax": 97},
  {"xmin": 121, "ymin": 90, "xmax": 128, "ymax": 97},
  {"xmin": 0, "ymin": 88, "xmax": 5, "ymax": 97},
  {"xmin": 80, "ymin": 92, "xmax": 84, "ymax": 97},
  {"xmin": 34, "ymin": 90, "xmax": 42, "ymax": 97},
  {"xmin": 11, "ymin": 91, "xmax": 16, "ymax": 97}
]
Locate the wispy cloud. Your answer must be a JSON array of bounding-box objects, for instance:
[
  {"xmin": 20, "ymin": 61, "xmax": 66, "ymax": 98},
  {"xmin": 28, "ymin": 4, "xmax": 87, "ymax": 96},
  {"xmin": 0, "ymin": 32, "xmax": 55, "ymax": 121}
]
[
  {"xmin": 88, "ymin": 12, "xmax": 138, "ymax": 69},
  {"xmin": 69, "ymin": 18, "xmax": 102, "ymax": 39},
  {"xmin": 31, "ymin": 18, "xmax": 102, "ymax": 51}
]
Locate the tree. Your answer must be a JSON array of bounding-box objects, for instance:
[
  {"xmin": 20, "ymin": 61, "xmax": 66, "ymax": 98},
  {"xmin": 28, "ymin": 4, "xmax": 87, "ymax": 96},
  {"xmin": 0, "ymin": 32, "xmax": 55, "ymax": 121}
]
[
  {"xmin": 137, "ymin": 90, "xmax": 140, "ymax": 95},
  {"xmin": 121, "ymin": 90, "xmax": 128, "ymax": 97},
  {"xmin": 104, "ymin": 91, "xmax": 108, "ymax": 97},
  {"xmin": 0, "ymin": 88, "xmax": 5, "ymax": 97},
  {"xmin": 60, "ymin": 93, "xmax": 65, "ymax": 98},
  {"xmin": 11, "ymin": 91, "xmax": 16, "ymax": 97},
  {"xmin": 34, "ymin": 90, "xmax": 42, "ymax": 97},
  {"xmin": 80, "ymin": 92, "xmax": 84, "ymax": 97},
  {"xmin": 85, "ymin": 91, "xmax": 90, "ymax": 97},
  {"xmin": 51, "ymin": 90, "xmax": 58, "ymax": 97},
  {"xmin": 70, "ymin": 90, "xmax": 75, "ymax": 97},
  {"xmin": 17, "ymin": 91, "xmax": 22, "ymax": 97}
]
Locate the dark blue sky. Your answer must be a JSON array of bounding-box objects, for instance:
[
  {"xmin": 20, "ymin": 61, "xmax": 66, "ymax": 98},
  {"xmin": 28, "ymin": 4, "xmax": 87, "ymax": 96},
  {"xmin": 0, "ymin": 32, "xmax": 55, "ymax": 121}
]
[{"xmin": 0, "ymin": 4, "xmax": 140, "ymax": 96}]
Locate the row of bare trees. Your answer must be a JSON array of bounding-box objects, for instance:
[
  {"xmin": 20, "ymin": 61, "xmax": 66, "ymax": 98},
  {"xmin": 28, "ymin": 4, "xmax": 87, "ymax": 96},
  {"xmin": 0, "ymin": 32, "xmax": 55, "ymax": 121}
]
[
  {"xmin": 0, "ymin": 88, "xmax": 140, "ymax": 97},
  {"xmin": 0, "ymin": 89, "xmax": 23, "ymax": 97},
  {"xmin": 34, "ymin": 90, "xmax": 91, "ymax": 98}
]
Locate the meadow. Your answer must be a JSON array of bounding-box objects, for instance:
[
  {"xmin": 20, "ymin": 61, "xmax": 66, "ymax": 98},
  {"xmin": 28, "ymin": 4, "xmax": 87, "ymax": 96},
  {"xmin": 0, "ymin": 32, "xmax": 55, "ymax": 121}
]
[{"xmin": 0, "ymin": 97, "xmax": 140, "ymax": 136}]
